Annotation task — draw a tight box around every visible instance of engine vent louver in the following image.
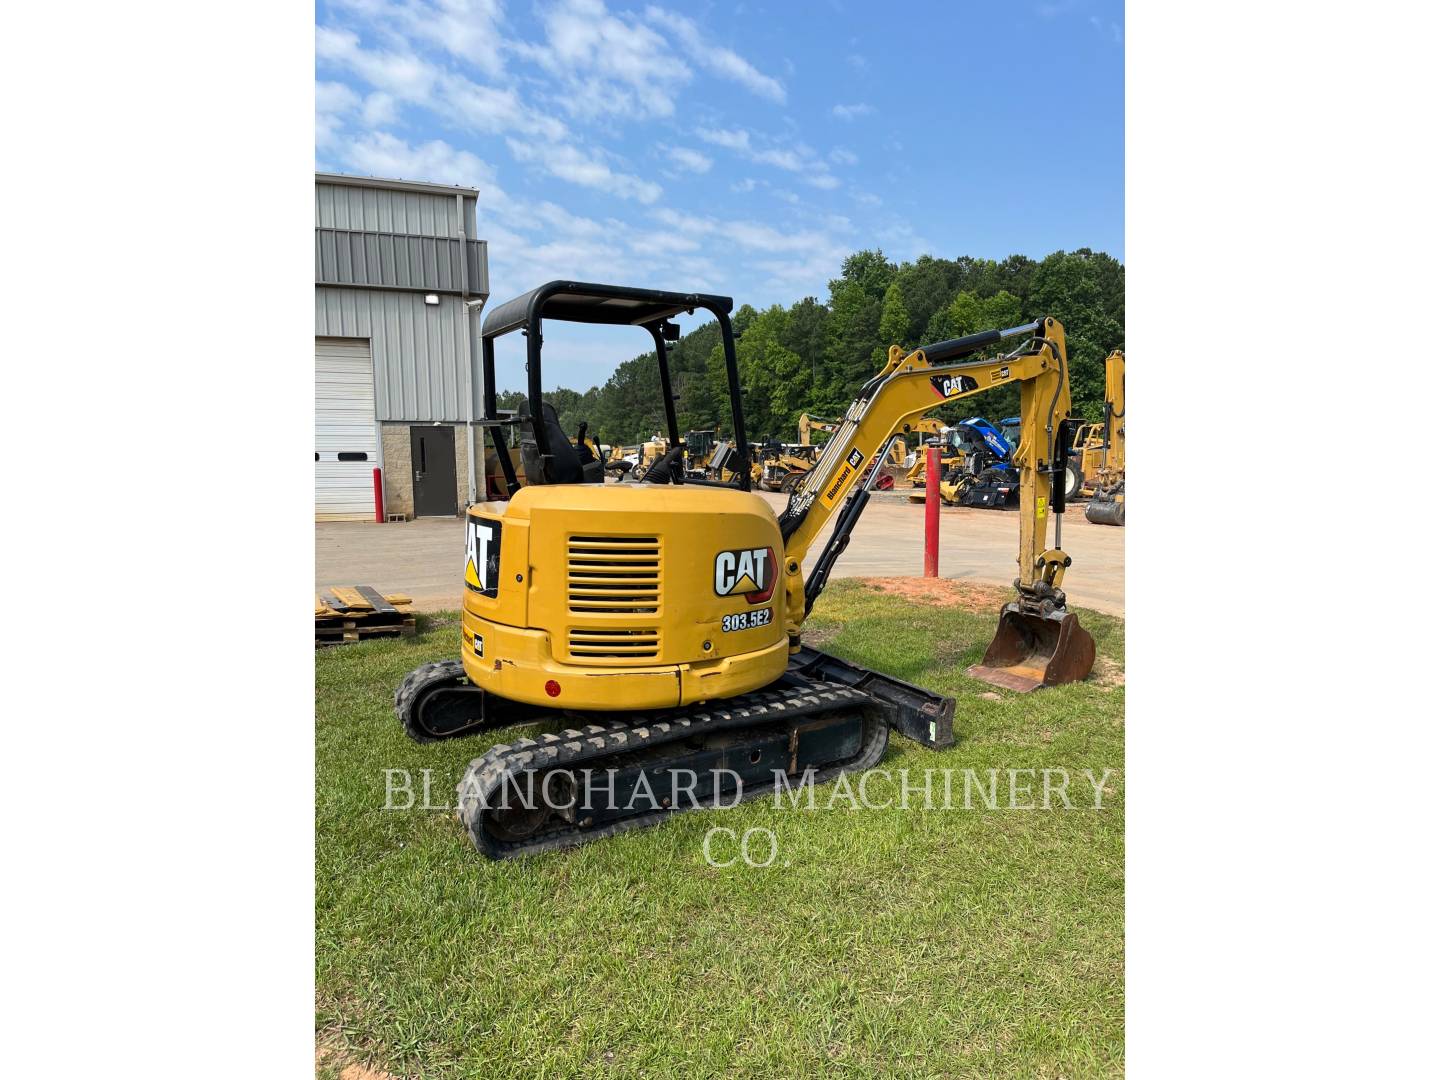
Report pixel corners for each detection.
[567,627,661,659]
[566,535,662,615]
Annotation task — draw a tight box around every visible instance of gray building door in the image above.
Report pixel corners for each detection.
[411,426,457,516]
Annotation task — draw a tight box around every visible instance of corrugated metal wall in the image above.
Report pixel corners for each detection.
[315,229,488,296]
[316,182,464,237]
[316,288,478,422]
[316,177,487,424]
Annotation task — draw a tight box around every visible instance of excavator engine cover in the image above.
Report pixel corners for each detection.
[968,603,1096,693]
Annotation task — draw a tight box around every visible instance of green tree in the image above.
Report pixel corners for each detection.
[1027,249,1125,419]
[487,247,1121,445]
[877,281,912,352]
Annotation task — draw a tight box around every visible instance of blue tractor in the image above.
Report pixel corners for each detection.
[943,416,1082,509]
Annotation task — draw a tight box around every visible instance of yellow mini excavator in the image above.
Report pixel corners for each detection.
[395,281,1096,858]
[797,413,841,446]
[1083,349,1125,526]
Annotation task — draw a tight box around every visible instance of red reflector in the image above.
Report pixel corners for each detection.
[544,680,561,698]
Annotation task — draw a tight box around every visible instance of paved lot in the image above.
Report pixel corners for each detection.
[316,488,1124,616]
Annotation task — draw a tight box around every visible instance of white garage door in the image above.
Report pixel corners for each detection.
[316,337,378,520]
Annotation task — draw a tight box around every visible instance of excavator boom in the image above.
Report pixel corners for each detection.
[775,317,1095,691]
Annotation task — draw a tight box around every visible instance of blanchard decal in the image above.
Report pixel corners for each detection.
[714,546,776,604]
[819,446,867,509]
[930,373,979,398]
[464,517,502,597]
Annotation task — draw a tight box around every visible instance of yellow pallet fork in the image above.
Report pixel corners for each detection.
[396,281,1095,858]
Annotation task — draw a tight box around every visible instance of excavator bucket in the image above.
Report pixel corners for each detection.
[1085,489,1125,526]
[968,603,1096,693]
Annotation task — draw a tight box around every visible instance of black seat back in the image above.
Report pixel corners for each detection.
[518,400,584,485]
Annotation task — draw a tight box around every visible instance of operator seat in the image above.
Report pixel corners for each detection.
[517,400,603,485]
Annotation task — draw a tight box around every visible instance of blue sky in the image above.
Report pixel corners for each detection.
[316,0,1124,390]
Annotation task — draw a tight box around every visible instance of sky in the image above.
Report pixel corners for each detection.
[316,0,1124,391]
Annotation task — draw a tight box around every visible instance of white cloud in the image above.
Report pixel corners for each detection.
[651,207,848,262]
[514,0,691,118]
[752,147,806,171]
[649,6,786,103]
[698,126,840,189]
[328,0,506,75]
[696,127,752,152]
[506,138,662,203]
[316,27,438,103]
[316,80,361,114]
[315,2,891,318]
[316,80,362,149]
[832,102,874,121]
[336,131,504,195]
[361,92,398,126]
[661,145,713,173]
[317,23,567,140]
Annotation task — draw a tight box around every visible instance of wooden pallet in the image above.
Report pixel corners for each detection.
[316,585,416,647]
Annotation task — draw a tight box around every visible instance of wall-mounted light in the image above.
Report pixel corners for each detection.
[424,293,440,305]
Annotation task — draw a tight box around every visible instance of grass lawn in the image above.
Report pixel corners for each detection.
[316,578,1124,1079]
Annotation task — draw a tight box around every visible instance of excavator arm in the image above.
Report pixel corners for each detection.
[797,413,842,445]
[776,316,1095,691]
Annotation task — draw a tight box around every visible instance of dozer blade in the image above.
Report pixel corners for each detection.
[967,603,1096,693]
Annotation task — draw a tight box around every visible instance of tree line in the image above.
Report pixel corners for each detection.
[496,247,1124,446]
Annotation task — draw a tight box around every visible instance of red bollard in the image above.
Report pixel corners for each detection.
[923,446,940,577]
[373,467,385,523]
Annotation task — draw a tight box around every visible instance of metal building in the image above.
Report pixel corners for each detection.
[315,172,489,520]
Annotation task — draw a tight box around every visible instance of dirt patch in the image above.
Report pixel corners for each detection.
[1093,655,1125,688]
[316,1040,401,1080]
[801,624,841,648]
[856,576,1010,613]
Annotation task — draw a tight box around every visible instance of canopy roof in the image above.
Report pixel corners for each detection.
[482,281,733,339]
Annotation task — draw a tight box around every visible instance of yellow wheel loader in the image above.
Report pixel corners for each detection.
[1082,349,1125,526]
[395,281,1095,858]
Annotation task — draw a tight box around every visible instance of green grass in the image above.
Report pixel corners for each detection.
[317,580,1124,1078]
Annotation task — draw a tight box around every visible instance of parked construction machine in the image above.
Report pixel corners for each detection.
[394,281,1095,858]
[797,413,840,446]
[901,417,957,486]
[1082,349,1125,525]
[758,443,821,492]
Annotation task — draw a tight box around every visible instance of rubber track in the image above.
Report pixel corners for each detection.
[394,660,512,744]
[455,680,888,859]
